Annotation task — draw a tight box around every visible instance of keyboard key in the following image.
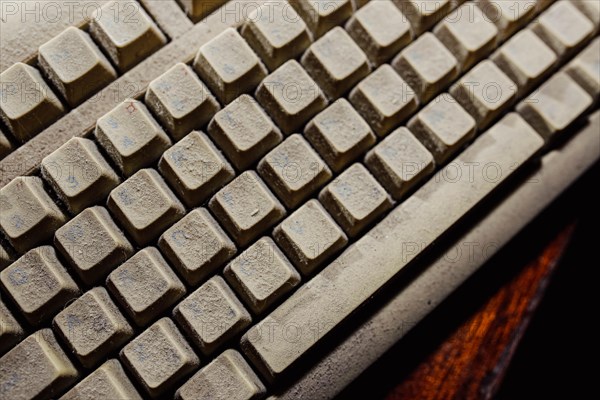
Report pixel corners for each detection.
[0,176,66,253]
[146,63,220,140]
[193,28,267,103]
[365,127,435,200]
[209,171,286,246]
[107,247,186,326]
[158,208,236,286]
[121,317,200,398]
[55,206,133,285]
[0,246,79,325]
[393,0,452,34]
[0,298,24,355]
[41,137,120,214]
[565,38,600,100]
[96,99,172,177]
[179,0,227,21]
[208,94,283,170]
[53,287,133,368]
[175,349,265,400]
[475,0,536,39]
[107,169,185,246]
[302,27,371,99]
[305,98,376,172]
[174,276,251,354]
[38,27,117,107]
[0,63,64,142]
[392,33,459,103]
[224,237,301,314]
[0,129,11,158]
[256,60,328,134]
[349,64,418,136]
[257,134,332,209]
[573,0,600,30]
[319,163,393,237]
[0,329,78,399]
[345,0,412,66]
[291,0,353,38]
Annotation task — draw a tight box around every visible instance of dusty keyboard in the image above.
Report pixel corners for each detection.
[0,1,599,399]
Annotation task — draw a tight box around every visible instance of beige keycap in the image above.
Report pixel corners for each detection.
[0,176,66,253]
[291,0,353,38]
[146,63,220,140]
[180,0,228,21]
[273,200,348,274]
[491,29,557,95]
[531,1,594,58]
[53,287,133,369]
[475,0,537,39]
[176,349,265,400]
[319,163,393,237]
[365,127,435,200]
[173,276,251,355]
[55,206,133,285]
[208,94,283,170]
[573,0,600,30]
[0,241,12,270]
[241,2,311,71]
[450,60,517,129]
[349,64,418,136]
[159,131,234,207]
[0,129,12,159]
[60,359,142,400]
[305,98,376,172]
[407,93,476,164]
[434,3,498,71]
[0,329,78,400]
[107,169,185,246]
[96,99,172,177]
[0,246,79,325]
[517,72,593,140]
[224,237,300,314]
[392,33,459,103]
[121,317,200,398]
[257,134,332,209]
[0,298,23,355]
[255,60,328,134]
[209,171,286,246]
[193,28,267,104]
[345,0,412,66]
[90,1,166,71]
[0,63,64,142]
[41,137,120,214]
[393,0,453,34]
[107,247,186,326]
[302,27,371,99]
[565,38,600,100]
[38,27,117,107]
[158,208,236,286]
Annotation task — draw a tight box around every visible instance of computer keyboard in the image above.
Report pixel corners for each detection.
[0,1,598,399]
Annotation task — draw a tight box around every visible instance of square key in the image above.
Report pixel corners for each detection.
[224,237,300,314]
[573,0,600,31]
[0,62,64,142]
[208,94,283,170]
[393,0,452,34]
[38,27,116,107]
[349,64,418,136]
[273,200,347,275]
[41,137,120,214]
[55,206,133,285]
[0,176,66,253]
[0,246,79,325]
[257,134,332,209]
[319,163,393,237]
[173,276,251,355]
[476,0,536,39]
[365,127,435,200]
[305,98,376,172]
[158,208,236,286]
[159,131,234,207]
[121,317,200,398]
[209,171,286,246]
[565,38,600,100]
[291,0,353,38]
[53,287,133,369]
[407,93,476,164]
[146,63,221,140]
[90,0,167,71]
[96,99,172,176]
[301,27,371,99]
[107,247,186,326]
[0,298,24,355]
[193,28,267,104]
[255,60,328,134]
[107,169,185,246]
